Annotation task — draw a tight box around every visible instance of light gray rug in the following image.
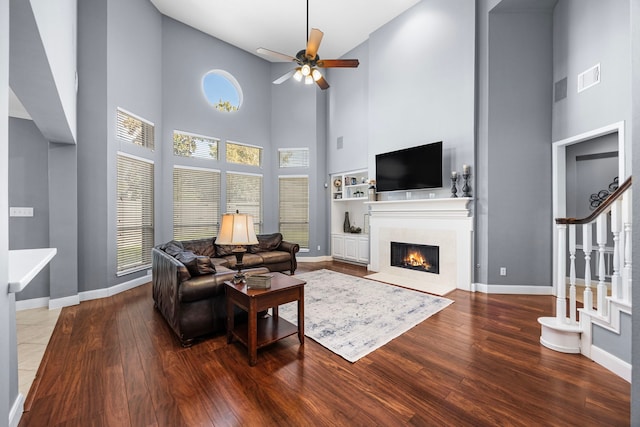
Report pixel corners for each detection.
[278,269,453,363]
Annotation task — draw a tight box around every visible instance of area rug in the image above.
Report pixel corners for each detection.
[278,269,453,362]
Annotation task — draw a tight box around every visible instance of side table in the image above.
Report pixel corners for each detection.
[225,272,305,366]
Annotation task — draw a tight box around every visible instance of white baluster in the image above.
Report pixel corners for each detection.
[596,214,608,317]
[624,221,632,304]
[582,223,593,311]
[610,200,622,301]
[568,224,577,323]
[556,224,567,322]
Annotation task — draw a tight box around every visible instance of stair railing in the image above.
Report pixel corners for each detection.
[555,176,632,324]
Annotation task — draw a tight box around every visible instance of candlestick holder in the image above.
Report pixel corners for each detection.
[450,176,459,198]
[462,172,471,197]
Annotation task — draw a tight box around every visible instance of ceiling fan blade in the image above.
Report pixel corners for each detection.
[257,47,297,62]
[317,59,360,68]
[273,69,296,85]
[315,76,330,90]
[305,28,324,59]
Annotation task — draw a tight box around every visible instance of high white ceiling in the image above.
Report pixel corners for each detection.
[9,0,421,118]
[150,0,422,61]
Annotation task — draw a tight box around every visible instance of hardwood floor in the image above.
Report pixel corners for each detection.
[19,261,630,426]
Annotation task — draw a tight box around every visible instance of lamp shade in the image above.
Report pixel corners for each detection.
[215,212,259,246]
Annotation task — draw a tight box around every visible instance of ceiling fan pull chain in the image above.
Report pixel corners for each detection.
[306,0,309,42]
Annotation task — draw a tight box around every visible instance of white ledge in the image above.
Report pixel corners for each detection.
[8,248,57,293]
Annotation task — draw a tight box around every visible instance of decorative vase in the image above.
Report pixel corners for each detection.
[343,212,351,233]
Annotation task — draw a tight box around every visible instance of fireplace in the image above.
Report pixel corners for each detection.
[390,241,439,274]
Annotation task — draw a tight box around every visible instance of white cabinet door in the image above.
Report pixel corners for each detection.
[357,237,369,263]
[331,234,345,258]
[344,235,358,261]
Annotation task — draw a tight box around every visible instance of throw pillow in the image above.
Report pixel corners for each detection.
[249,233,283,253]
[161,240,184,257]
[215,244,236,257]
[175,250,216,276]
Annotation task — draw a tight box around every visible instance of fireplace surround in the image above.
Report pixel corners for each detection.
[366,198,473,294]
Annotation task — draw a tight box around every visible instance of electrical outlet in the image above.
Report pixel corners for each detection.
[500,267,507,276]
[317,245,321,251]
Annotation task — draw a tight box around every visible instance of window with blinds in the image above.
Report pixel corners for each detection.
[173,166,221,240]
[279,148,309,168]
[279,176,309,249]
[173,131,219,160]
[226,172,262,233]
[117,153,154,274]
[116,108,154,149]
[226,141,261,167]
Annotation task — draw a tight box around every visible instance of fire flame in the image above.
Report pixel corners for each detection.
[404,251,431,270]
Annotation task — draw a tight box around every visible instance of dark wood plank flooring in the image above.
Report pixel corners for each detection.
[19,261,630,426]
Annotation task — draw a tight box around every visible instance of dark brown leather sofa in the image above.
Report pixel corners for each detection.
[152,233,300,346]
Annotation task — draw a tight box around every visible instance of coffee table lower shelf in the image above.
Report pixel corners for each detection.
[229,315,299,350]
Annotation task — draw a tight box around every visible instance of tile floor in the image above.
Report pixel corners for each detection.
[16,307,61,397]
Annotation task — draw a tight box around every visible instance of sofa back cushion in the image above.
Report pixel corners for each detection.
[249,233,283,253]
[182,238,216,257]
[175,250,216,276]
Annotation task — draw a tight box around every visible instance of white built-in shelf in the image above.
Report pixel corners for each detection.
[8,248,57,293]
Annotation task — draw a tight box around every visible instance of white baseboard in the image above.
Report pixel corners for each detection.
[590,345,631,382]
[79,274,151,302]
[9,392,24,427]
[49,294,80,310]
[473,283,554,295]
[297,256,333,263]
[15,297,49,311]
[14,274,152,310]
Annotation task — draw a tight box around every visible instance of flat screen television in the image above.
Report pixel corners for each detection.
[375,141,443,192]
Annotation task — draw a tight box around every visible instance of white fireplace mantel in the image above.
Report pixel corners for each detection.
[367,198,473,292]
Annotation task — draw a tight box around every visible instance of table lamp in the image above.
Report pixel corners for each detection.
[215,211,259,284]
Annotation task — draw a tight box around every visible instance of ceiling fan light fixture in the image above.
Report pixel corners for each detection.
[312,68,322,81]
[304,75,313,85]
[301,64,311,76]
[293,68,303,82]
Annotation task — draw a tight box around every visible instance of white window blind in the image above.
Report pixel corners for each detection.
[173,130,219,160]
[226,172,262,233]
[116,108,154,149]
[279,148,309,168]
[279,176,309,248]
[117,153,154,274]
[226,141,262,167]
[173,166,221,240]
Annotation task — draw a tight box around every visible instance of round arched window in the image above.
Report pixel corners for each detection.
[202,70,243,112]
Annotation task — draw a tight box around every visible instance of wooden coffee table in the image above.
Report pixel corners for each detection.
[225,272,305,366]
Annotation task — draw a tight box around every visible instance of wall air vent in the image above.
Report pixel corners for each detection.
[554,77,567,102]
[577,63,600,93]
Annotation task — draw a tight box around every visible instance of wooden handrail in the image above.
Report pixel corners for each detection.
[556,176,632,225]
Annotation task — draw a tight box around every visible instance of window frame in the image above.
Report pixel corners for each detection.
[278,175,310,250]
[172,165,221,240]
[173,130,219,161]
[116,151,154,276]
[116,107,155,150]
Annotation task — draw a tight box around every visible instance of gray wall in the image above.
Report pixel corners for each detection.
[552,0,631,172]
[565,133,618,219]
[8,118,50,300]
[327,41,369,175]
[483,5,554,286]
[366,0,476,199]
[1,0,14,421]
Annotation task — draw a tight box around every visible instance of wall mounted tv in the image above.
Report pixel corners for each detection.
[375,141,443,192]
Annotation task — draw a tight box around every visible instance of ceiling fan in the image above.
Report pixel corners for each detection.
[256,0,359,90]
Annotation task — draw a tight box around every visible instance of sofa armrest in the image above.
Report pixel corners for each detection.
[277,240,300,274]
[152,247,189,337]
